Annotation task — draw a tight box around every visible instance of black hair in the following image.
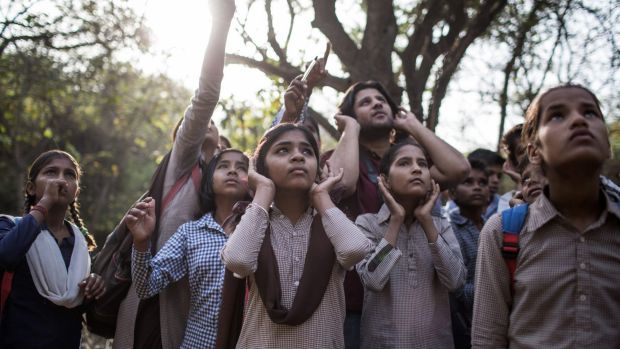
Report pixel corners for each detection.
[468,148,505,167]
[199,149,250,216]
[468,159,489,178]
[516,152,531,175]
[337,80,398,119]
[219,135,232,150]
[500,124,524,168]
[253,123,320,179]
[24,150,96,251]
[379,139,432,177]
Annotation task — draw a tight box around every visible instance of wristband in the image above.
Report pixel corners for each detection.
[31,204,48,218]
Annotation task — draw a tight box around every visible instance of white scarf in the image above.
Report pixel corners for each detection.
[25,222,91,308]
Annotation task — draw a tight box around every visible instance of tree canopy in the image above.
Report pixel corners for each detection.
[224,0,619,140]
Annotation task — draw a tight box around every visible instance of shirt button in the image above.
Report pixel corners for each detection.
[294,281,299,287]
[295,257,300,262]
[580,262,586,270]
[579,236,586,243]
[580,294,587,301]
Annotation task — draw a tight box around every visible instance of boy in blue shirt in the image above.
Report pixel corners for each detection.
[448,159,490,349]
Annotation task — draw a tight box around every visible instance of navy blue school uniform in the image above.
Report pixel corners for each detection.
[0,215,84,349]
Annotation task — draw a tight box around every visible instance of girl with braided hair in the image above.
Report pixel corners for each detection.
[0,150,105,348]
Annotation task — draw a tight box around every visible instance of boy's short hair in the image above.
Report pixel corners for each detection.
[468,159,489,178]
[516,153,531,174]
[468,148,505,167]
[501,124,524,168]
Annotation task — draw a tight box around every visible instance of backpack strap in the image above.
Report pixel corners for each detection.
[1,216,21,316]
[501,204,529,296]
[161,162,201,212]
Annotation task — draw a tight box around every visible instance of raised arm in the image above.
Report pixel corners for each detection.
[321,114,361,197]
[132,227,189,299]
[220,169,274,277]
[311,167,372,269]
[0,180,68,268]
[0,215,41,269]
[168,0,236,181]
[394,108,469,190]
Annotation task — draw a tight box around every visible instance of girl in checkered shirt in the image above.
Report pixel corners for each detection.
[125,149,250,349]
[221,124,372,349]
[355,139,466,348]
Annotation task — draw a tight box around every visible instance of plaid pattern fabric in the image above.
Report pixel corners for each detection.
[132,212,227,349]
[221,204,372,349]
[472,189,620,348]
[356,204,466,349]
[449,211,483,314]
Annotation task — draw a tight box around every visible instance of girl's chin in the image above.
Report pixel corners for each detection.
[393,189,428,200]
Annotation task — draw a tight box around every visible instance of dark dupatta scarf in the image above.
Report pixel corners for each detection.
[215,203,336,348]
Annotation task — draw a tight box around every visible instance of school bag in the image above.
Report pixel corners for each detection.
[501,180,620,294]
[500,204,529,295]
[85,152,201,338]
[0,216,21,321]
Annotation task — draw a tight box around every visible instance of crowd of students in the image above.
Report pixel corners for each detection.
[1,1,620,348]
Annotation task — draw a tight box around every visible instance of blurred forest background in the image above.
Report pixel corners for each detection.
[1,0,619,253]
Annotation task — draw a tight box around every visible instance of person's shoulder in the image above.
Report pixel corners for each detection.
[479,212,504,244]
[0,214,19,227]
[355,211,383,229]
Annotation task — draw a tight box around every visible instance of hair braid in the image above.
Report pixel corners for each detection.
[69,201,96,251]
[23,193,36,215]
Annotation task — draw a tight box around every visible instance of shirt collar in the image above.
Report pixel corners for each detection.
[270,205,315,219]
[525,184,620,232]
[449,211,471,226]
[199,212,226,235]
[377,204,392,224]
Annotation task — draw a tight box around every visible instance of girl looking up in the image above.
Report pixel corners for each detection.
[356,140,466,349]
[0,150,105,348]
[221,123,372,349]
[126,149,250,349]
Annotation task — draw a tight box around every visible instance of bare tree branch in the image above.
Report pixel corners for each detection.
[311,0,360,69]
[225,53,349,91]
[497,0,545,150]
[426,0,508,131]
[265,0,288,63]
[283,0,295,51]
[308,107,339,140]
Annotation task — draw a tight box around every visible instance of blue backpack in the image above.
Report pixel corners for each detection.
[501,180,620,295]
[500,204,529,295]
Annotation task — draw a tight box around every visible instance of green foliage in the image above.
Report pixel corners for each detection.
[0,51,191,246]
[218,85,283,153]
